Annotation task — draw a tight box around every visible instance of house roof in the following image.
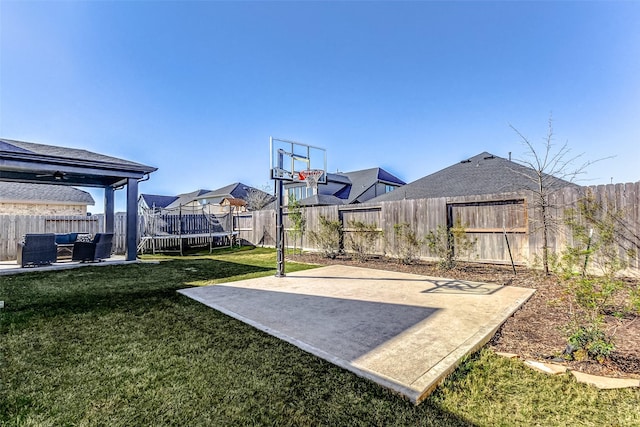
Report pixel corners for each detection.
[292,167,405,206]
[370,151,575,202]
[0,138,157,187]
[0,181,95,205]
[297,194,346,207]
[196,182,272,206]
[340,167,406,204]
[197,182,249,201]
[139,194,179,209]
[165,189,212,209]
[0,139,146,167]
[141,183,272,211]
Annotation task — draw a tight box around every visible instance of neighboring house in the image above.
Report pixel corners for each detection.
[0,182,95,215]
[138,194,180,212]
[194,183,272,212]
[139,183,273,214]
[139,189,211,212]
[284,167,405,206]
[370,152,575,202]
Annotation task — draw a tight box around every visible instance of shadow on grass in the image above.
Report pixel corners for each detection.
[0,257,480,426]
[0,258,272,322]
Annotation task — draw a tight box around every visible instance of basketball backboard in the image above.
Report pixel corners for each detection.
[270,137,327,184]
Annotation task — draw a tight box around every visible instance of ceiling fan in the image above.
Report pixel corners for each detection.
[35,171,75,181]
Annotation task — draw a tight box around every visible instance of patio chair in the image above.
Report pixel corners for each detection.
[17,233,57,267]
[72,233,114,262]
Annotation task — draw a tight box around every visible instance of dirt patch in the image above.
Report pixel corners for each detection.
[288,253,640,378]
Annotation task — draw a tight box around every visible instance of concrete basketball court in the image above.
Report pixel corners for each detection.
[179,264,535,404]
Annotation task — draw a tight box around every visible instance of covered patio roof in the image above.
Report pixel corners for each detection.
[0,139,156,187]
[0,138,157,261]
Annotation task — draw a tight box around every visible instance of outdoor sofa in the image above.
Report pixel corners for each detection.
[71,233,114,262]
[17,233,57,267]
[55,232,91,259]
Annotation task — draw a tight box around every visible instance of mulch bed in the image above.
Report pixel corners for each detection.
[288,253,640,378]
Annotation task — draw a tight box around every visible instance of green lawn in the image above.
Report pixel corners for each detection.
[1,247,638,426]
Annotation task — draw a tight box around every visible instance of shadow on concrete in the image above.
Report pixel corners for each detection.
[181,284,439,362]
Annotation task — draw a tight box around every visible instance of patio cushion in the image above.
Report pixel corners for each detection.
[72,233,114,262]
[55,233,80,245]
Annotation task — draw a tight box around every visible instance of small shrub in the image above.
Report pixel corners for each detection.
[308,215,342,259]
[391,223,422,264]
[570,276,623,315]
[425,218,476,270]
[346,220,381,263]
[629,288,640,314]
[287,196,306,255]
[566,322,615,363]
[558,191,638,363]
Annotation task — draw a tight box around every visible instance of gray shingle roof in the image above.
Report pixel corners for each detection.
[195,183,258,201]
[0,182,95,205]
[340,167,406,204]
[371,152,575,202]
[143,183,273,210]
[286,167,406,207]
[165,189,212,209]
[0,138,148,168]
[297,194,346,206]
[140,194,179,209]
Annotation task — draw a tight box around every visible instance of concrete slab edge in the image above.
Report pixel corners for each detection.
[412,288,537,404]
[177,288,420,402]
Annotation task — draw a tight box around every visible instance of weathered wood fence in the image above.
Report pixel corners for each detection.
[0,213,127,260]
[2,183,638,272]
[0,212,234,260]
[236,183,640,272]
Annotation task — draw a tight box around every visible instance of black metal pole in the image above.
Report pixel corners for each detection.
[504,227,517,276]
[275,178,285,277]
[274,144,286,277]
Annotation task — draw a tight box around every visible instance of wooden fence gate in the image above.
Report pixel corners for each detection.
[448,199,528,264]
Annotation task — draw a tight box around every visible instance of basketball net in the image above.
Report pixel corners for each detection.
[298,169,324,190]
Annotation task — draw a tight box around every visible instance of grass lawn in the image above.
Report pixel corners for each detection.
[1,247,639,426]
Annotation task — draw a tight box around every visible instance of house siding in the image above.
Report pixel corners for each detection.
[0,202,86,216]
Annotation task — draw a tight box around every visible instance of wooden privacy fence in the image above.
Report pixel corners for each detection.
[237,182,640,272]
[2,182,638,272]
[0,212,234,260]
[0,213,130,261]
[237,196,531,264]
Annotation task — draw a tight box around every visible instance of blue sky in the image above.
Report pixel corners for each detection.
[1,1,639,213]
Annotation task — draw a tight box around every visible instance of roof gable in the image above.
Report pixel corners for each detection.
[197,182,264,201]
[164,189,212,208]
[283,167,406,206]
[342,167,405,204]
[371,152,575,202]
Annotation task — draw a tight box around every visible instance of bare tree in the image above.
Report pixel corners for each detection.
[510,116,605,275]
[244,184,274,211]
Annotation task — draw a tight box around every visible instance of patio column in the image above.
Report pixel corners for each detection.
[126,177,138,261]
[104,186,115,233]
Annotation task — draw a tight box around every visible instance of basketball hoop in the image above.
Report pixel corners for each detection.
[298,169,324,188]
